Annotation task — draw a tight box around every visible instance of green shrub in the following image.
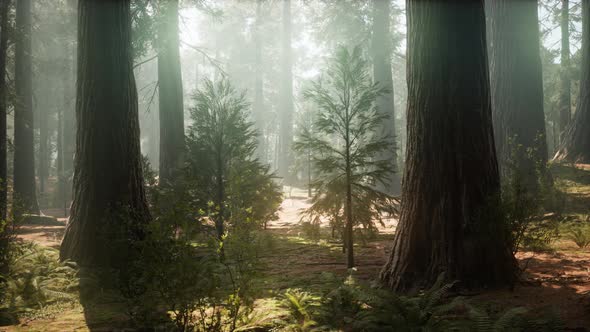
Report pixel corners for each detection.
[561,221,590,249]
[0,244,78,317]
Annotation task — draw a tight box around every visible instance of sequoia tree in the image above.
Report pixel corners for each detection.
[278,0,294,181]
[0,0,8,220]
[380,0,517,291]
[253,0,266,162]
[554,0,590,163]
[14,0,39,214]
[157,0,185,185]
[486,0,548,184]
[60,0,151,266]
[371,0,399,194]
[558,0,571,141]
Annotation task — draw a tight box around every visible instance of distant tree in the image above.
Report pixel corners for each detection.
[380,0,517,291]
[278,0,294,182]
[187,79,279,240]
[253,0,266,162]
[60,0,151,266]
[14,0,39,214]
[371,0,399,194]
[157,0,185,185]
[296,46,394,269]
[559,0,571,142]
[555,0,590,163]
[486,0,549,188]
[0,0,8,220]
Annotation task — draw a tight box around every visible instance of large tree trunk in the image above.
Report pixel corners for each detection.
[56,19,75,216]
[278,0,293,181]
[157,0,185,185]
[371,0,399,195]
[14,0,39,215]
[554,0,590,163]
[62,0,77,211]
[558,0,571,143]
[380,0,517,291]
[60,0,151,266]
[0,0,9,220]
[486,0,548,185]
[253,0,266,162]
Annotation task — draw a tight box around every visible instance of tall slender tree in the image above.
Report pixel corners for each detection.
[60,0,150,266]
[486,0,548,185]
[559,0,571,142]
[380,0,517,291]
[157,0,185,185]
[371,0,399,194]
[14,0,39,214]
[278,0,294,181]
[0,0,9,220]
[554,0,590,163]
[253,0,266,162]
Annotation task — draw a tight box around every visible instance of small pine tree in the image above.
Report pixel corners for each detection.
[295,45,395,268]
[186,78,281,239]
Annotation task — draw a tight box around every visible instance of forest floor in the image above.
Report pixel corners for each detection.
[3,164,590,331]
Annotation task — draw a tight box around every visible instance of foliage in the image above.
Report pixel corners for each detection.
[295,45,397,246]
[0,243,78,323]
[561,218,590,249]
[502,137,561,254]
[116,195,274,331]
[187,78,282,234]
[274,273,552,332]
[278,289,321,331]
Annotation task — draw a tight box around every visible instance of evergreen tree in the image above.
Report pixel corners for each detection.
[187,79,279,240]
[296,46,394,269]
[278,0,294,182]
[0,0,9,220]
[555,0,590,162]
[371,0,399,195]
[157,0,185,185]
[486,0,549,188]
[60,0,151,266]
[14,0,39,214]
[380,0,517,291]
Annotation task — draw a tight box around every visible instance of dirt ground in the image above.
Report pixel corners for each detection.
[9,164,590,330]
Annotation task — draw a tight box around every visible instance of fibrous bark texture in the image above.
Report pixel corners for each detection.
[371,0,399,195]
[487,0,548,183]
[14,0,39,214]
[157,0,185,185]
[554,0,590,163]
[60,0,150,266]
[380,0,517,292]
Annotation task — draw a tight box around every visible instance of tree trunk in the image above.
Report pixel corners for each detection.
[554,0,590,163]
[63,0,77,209]
[559,0,571,143]
[254,0,266,162]
[486,0,548,185]
[0,0,9,220]
[380,0,517,292]
[60,0,151,267]
[371,0,399,195]
[14,0,39,215]
[157,0,185,185]
[278,0,293,181]
[38,95,49,195]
